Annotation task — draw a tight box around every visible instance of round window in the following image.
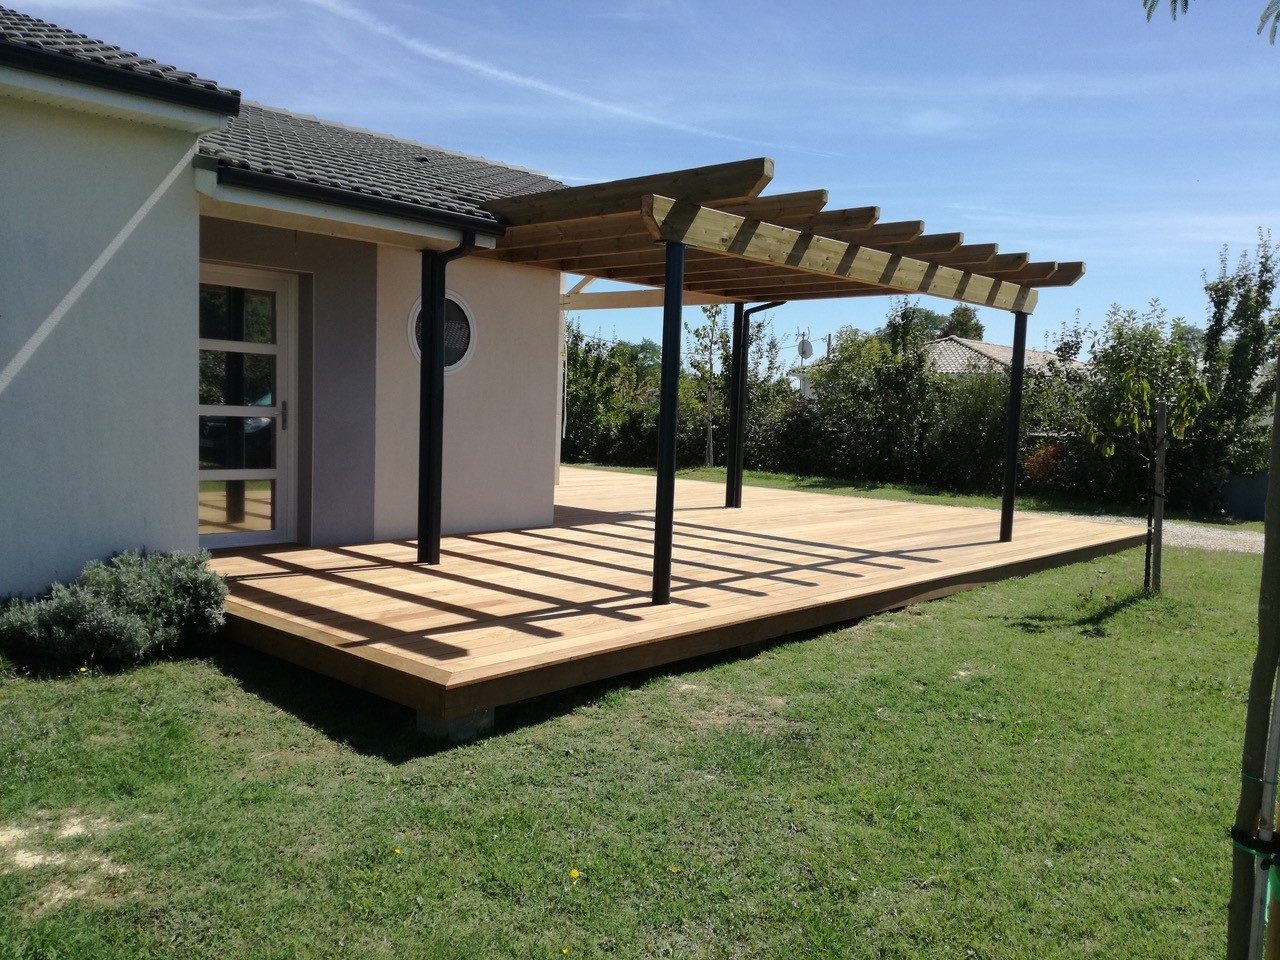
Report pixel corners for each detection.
[410,295,474,370]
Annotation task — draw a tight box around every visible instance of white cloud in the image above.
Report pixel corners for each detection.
[294,0,777,147]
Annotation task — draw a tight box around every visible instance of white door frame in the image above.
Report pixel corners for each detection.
[198,262,299,549]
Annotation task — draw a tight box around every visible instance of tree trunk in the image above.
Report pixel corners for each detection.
[1228,383,1280,960]
[1152,403,1167,593]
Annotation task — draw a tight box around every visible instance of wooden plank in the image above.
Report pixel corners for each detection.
[712,190,829,220]
[496,212,650,252]
[561,289,736,310]
[639,195,1038,313]
[481,158,774,225]
[1032,261,1086,287]
[887,231,964,256]
[496,223,925,270]
[778,205,880,231]
[927,243,1001,267]
[986,261,1059,282]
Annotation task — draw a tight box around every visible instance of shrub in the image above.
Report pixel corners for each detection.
[0,550,227,672]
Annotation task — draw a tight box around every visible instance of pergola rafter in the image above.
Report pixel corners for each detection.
[413,158,1085,604]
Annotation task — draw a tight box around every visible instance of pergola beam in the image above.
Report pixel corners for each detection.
[482,158,775,225]
[713,190,829,220]
[927,243,1001,267]
[640,195,1038,313]
[1034,261,1086,286]
[561,288,735,310]
[780,205,881,232]
[493,219,923,270]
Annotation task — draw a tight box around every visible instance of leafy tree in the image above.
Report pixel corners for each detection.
[562,321,624,463]
[939,304,985,340]
[879,298,950,343]
[1144,0,1280,43]
[686,305,731,466]
[1176,236,1280,507]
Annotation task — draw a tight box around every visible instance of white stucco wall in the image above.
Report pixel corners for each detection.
[374,250,562,538]
[0,96,206,595]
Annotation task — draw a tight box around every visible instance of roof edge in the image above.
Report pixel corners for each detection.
[0,37,239,115]
[210,162,507,236]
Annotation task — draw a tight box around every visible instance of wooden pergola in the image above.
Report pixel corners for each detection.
[415,158,1084,604]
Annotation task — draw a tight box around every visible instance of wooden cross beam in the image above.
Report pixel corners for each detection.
[482,158,774,225]
[712,190,829,220]
[640,195,1039,313]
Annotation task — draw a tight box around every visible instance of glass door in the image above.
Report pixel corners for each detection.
[198,265,297,547]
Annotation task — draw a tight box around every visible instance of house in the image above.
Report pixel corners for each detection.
[1,7,564,595]
[791,334,1076,397]
[2,7,1137,737]
[926,335,1075,376]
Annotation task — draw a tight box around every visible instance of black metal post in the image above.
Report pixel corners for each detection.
[652,241,685,604]
[999,309,1029,542]
[724,300,784,508]
[725,302,747,508]
[417,231,476,564]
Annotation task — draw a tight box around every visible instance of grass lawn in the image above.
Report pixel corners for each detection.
[581,463,1267,532]
[0,544,1257,958]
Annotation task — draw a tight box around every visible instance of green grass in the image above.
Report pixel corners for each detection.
[0,546,1257,958]
[580,463,1266,532]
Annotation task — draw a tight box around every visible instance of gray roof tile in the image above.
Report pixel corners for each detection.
[927,336,1075,375]
[199,103,563,228]
[0,5,238,110]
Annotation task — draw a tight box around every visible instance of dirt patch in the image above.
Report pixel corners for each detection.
[676,682,793,734]
[0,813,130,916]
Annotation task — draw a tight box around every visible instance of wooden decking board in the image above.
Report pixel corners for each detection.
[212,468,1146,718]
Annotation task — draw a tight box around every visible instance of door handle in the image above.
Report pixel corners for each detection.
[280,399,288,431]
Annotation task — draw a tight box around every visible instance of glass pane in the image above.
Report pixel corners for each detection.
[199,351,275,406]
[414,298,472,368]
[199,285,233,340]
[199,284,276,344]
[244,291,276,344]
[199,416,276,470]
[199,480,275,535]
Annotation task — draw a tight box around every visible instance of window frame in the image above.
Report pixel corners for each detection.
[407,290,477,374]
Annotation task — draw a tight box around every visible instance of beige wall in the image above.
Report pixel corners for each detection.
[374,250,562,538]
[0,97,206,595]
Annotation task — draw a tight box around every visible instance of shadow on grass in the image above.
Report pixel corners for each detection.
[207,628,837,760]
[1012,588,1150,637]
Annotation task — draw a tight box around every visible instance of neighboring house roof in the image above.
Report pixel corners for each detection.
[0,5,239,114]
[927,336,1077,375]
[198,103,565,234]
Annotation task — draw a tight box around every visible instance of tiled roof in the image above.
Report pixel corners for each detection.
[927,336,1074,375]
[199,103,564,230]
[0,6,238,112]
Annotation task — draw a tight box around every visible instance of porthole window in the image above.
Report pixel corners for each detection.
[409,294,475,371]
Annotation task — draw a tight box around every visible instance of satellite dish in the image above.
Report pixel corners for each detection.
[797,337,813,360]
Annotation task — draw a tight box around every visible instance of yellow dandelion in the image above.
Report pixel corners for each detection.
[567,868,580,880]
[669,866,682,874]
[394,848,402,855]
[561,950,571,956]
[78,666,88,674]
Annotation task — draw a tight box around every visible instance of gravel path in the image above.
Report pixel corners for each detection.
[1076,514,1265,554]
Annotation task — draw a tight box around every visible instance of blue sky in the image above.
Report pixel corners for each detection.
[24,0,1280,357]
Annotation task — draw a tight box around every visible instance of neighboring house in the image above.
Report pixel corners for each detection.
[791,335,1079,396]
[926,335,1076,376]
[0,6,565,594]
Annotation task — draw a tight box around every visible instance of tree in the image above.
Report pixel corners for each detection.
[939,304,985,340]
[880,297,950,343]
[1144,0,1280,43]
[1176,236,1280,509]
[1075,302,1208,587]
[686,305,731,467]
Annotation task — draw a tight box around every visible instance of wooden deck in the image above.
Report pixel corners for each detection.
[211,467,1146,720]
